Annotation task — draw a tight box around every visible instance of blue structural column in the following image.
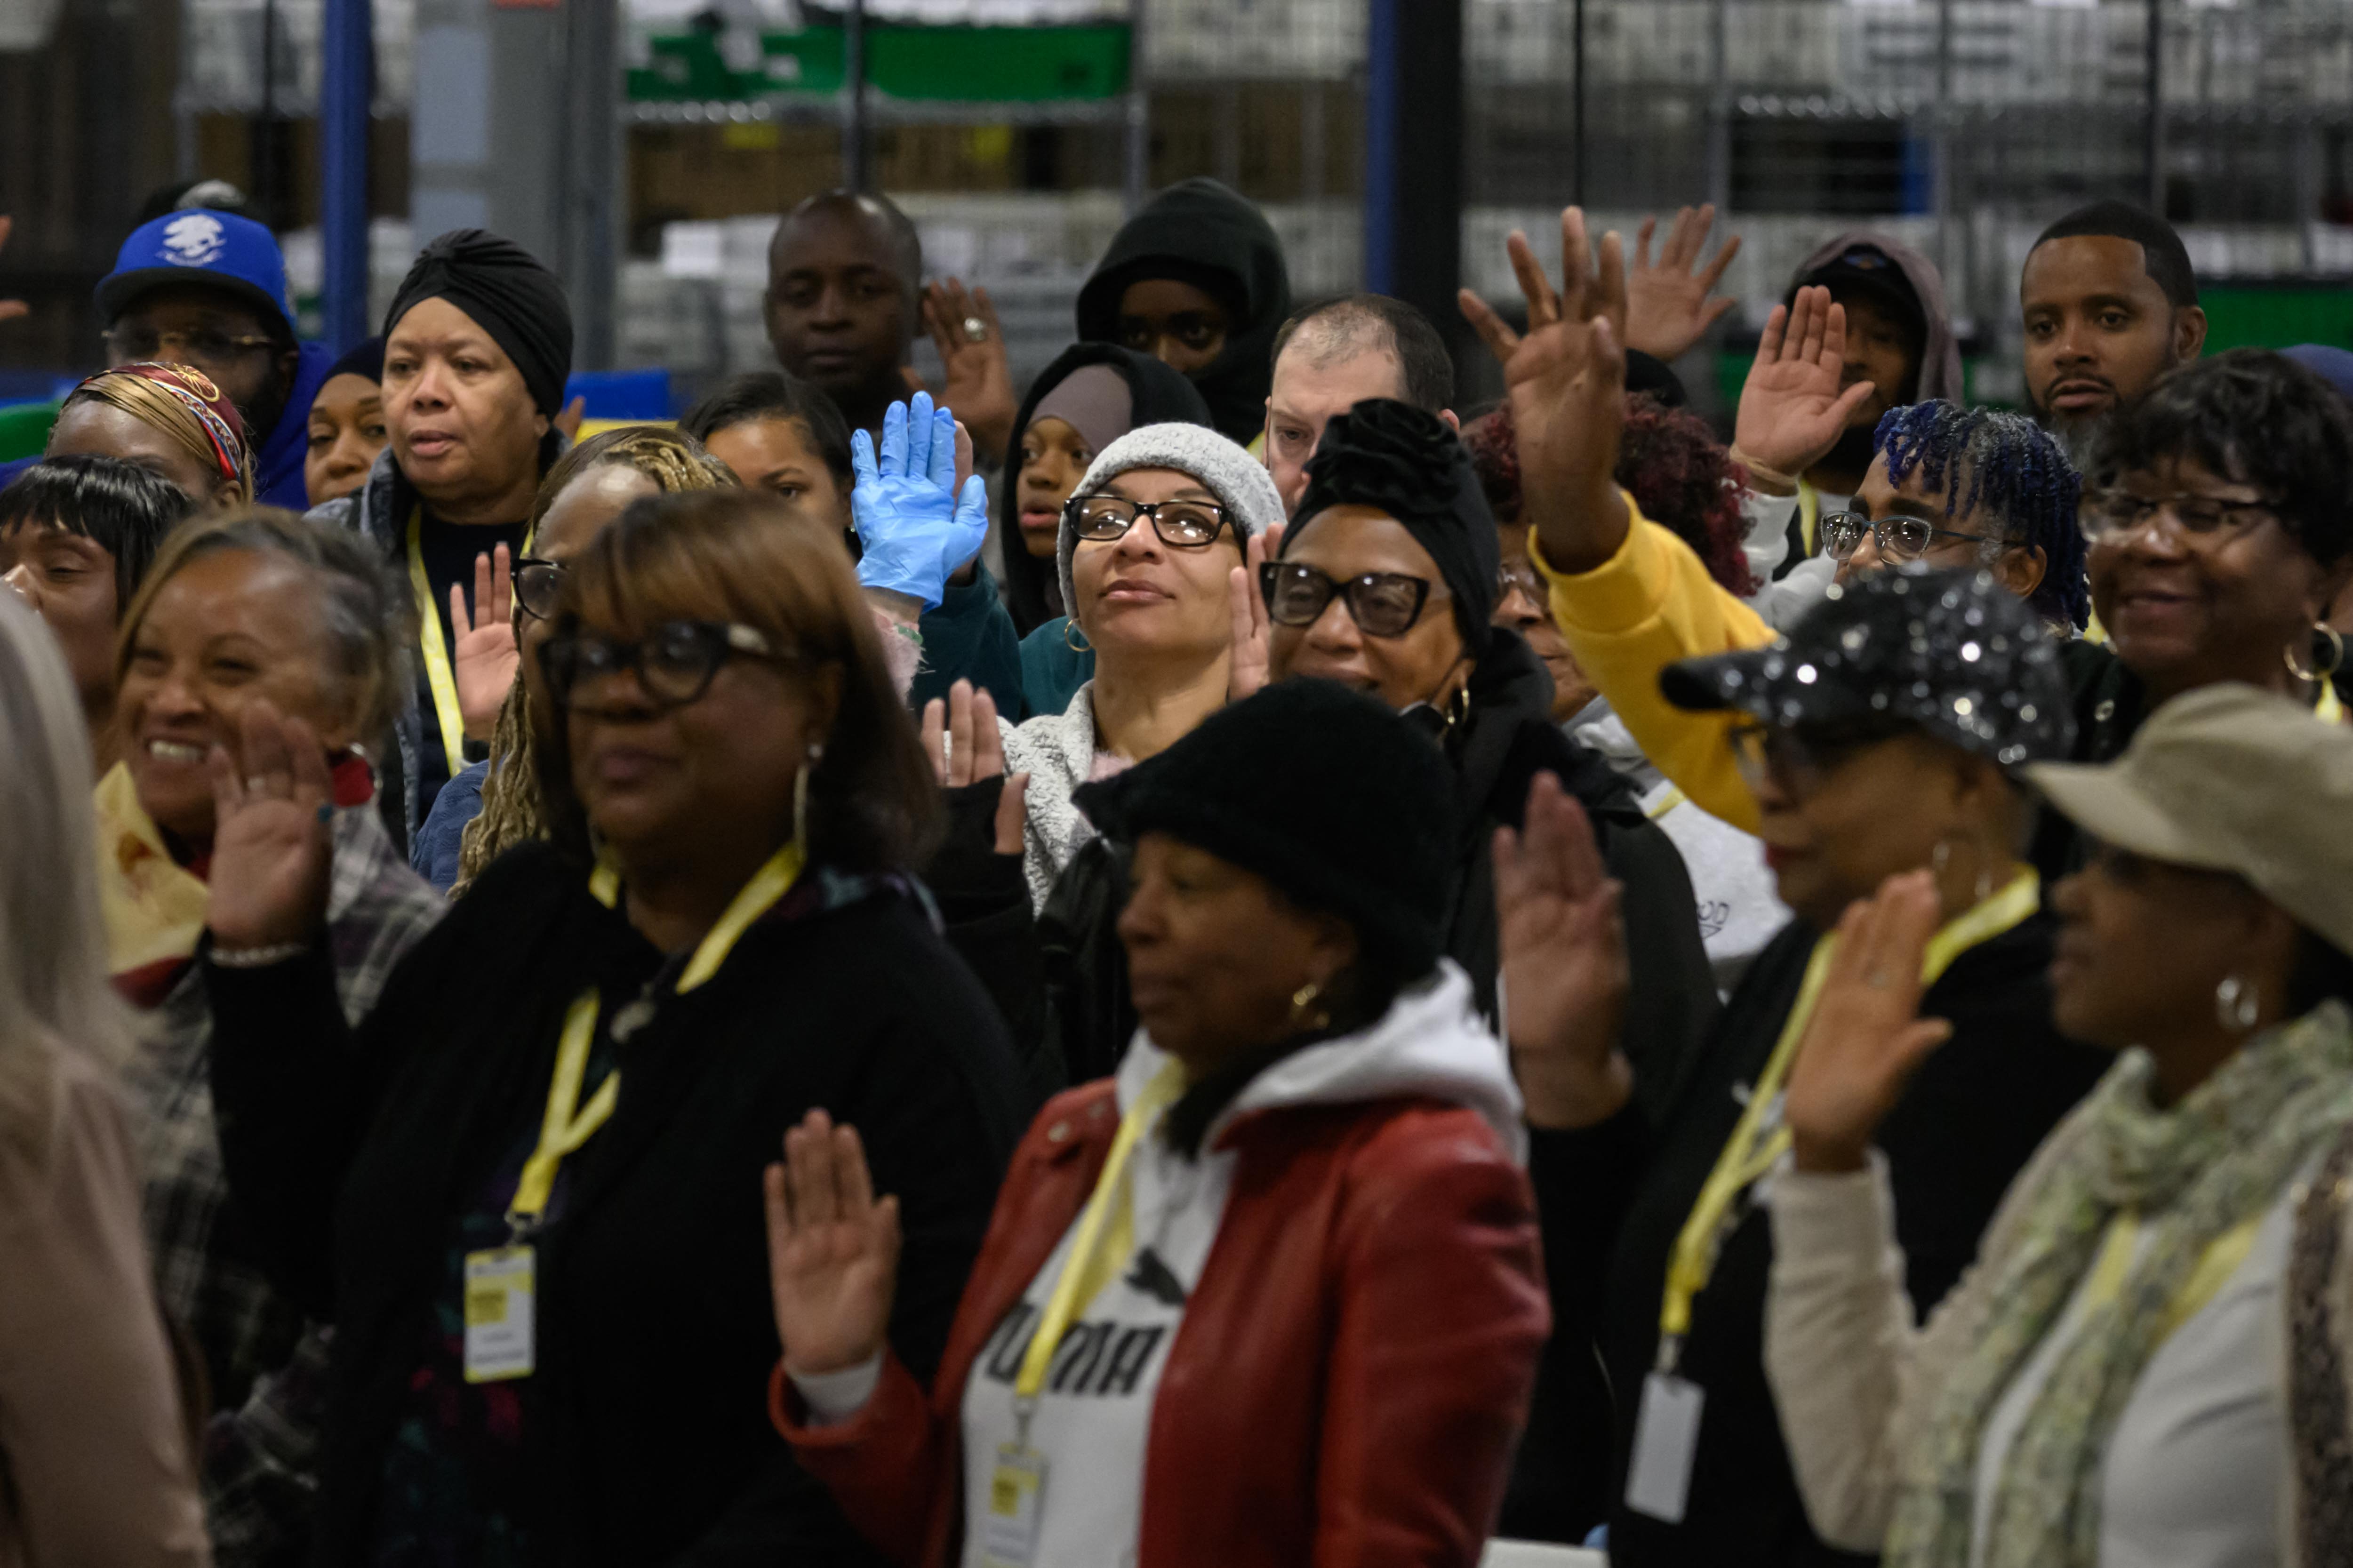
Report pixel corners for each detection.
[320,0,372,352]
[1361,0,1463,340]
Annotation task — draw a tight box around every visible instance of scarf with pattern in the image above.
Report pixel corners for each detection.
[1889,1000,2353,1568]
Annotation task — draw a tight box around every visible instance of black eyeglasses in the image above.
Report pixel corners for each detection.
[514,556,565,621]
[538,620,789,712]
[1819,511,2003,564]
[1066,494,1231,549]
[1259,560,1436,639]
[103,327,279,363]
[1726,720,1904,800]
[2081,489,2275,545]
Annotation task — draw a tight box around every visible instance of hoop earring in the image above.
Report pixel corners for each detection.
[792,742,823,859]
[1064,619,1093,655]
[2215,974,2261,1034]
[1290,981,1332,1033]
[2285,623,2346,682]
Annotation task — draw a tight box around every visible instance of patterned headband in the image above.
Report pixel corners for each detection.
[71,361,254,500]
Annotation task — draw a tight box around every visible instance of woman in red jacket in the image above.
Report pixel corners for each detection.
[762,677,1549,1568]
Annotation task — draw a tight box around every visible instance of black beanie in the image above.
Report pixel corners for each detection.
[1072,679,1459,978]
[385,230,574,418]
[1287,398,1499,649]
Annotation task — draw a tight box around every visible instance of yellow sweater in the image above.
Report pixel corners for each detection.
[1529,494,1778,835]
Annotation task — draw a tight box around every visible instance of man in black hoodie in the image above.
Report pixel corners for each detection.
[1074,177,1293,448]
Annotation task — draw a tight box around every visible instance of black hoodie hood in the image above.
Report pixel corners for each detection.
[1074,178,1291,448]
[1000,342,1214,635]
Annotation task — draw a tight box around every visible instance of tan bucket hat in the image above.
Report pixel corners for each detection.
[2026,682,2353,954]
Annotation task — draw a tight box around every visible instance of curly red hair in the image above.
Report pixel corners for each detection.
[1464,397,1755,598]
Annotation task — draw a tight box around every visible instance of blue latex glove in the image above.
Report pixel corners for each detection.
[850,392,991,611]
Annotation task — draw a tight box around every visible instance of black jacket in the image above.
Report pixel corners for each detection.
[1074,177,1291,447]
[204,841,1026,1568]
[1529,912,2109,1566]
[1447,630,1718,1108]
[998,343,1215,638]
[1460,630,1719,1546]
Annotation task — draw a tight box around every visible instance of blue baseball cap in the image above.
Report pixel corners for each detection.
[94,208,296,340]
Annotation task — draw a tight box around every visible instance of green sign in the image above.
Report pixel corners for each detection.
[628,23,1131,106]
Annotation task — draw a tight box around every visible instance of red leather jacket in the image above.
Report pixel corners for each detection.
[770,1078,1549,1568]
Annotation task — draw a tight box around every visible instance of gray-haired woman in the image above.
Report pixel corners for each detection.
[96,509,446,1561]
[0,590,208,1566]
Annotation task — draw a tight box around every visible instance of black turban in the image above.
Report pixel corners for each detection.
[1287,398,1498,650]
[384,230,574,419]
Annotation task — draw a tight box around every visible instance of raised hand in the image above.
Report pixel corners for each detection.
[1493,771,1632,1128]
[0,217,26,326]
[1784,870,1953,1174]
[850,393,991,611]
[1459,206,1631,575]
[1225,520,1282,702]
[1624,205,1744,363]
[922,280,1016,466]
[1731,285,1878,488]
[922,678,1004,785]
[920,680,1030,855]
[450,544,519,739]
[764,1108,902,1377]
[202,701,336,952]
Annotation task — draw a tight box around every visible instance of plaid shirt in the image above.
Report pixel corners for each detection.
[119,803,446,1568]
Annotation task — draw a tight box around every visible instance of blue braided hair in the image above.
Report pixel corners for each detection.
[1874,400,2089,630]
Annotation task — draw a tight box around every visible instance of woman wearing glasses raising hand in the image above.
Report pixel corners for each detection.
[1474,210,2353,886]
[1241,398,1714,1090]
[965,422,1285,913]
[195,490,1025,1566]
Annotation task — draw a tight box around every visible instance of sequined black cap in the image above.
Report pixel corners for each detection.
[1658,567,2077,769]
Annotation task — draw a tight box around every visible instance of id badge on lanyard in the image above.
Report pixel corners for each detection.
[978,1424,1049,1568]
[464,1245,536,1382]
[1625,1369,1705,1523]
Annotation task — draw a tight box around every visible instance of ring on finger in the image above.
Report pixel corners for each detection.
[245,776,272,796]
[962,315,987,343]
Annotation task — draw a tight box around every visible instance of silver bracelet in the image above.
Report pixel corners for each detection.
[208,941,312,968]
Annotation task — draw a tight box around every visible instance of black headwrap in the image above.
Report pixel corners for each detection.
[1286,398,1497,649]
[1073,178,1291,447]
[384,230,574,419]
[322,335,386,387]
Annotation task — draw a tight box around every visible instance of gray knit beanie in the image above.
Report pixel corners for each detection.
[1057,421,1287,625]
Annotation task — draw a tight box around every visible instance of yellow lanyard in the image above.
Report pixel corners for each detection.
[1797,480,1820,559]
[1012,1060,1189,1412]
[2080,1211,2263,1339]
[1657,870,2043,1359]
[406,507,473,772]
[1644,784,1689,822]
[505,842,803,1230]
[2318,681,2345,727]
[406,507,538,773]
